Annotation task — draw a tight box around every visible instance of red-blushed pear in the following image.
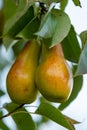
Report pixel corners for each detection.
[6,39,40,104]
[35,43,73,103]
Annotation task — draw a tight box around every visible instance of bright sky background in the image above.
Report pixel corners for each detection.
[0,0,87,130]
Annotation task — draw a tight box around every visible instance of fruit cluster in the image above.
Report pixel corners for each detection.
[6,39,73,104]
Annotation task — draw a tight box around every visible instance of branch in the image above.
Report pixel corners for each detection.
[0,104,24,120]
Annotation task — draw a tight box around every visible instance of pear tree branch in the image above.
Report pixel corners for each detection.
[0,104,24,120]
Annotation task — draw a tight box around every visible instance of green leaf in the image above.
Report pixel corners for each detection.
[39,0,62,4]
[58,74,83,110]
[0,90,5,96]
[35,103,75,130]
[5,102,36,130]
[0,45,10,69]
[36,8,71,48]
[3,37,15,49]
[7,6,34,37]
[18,16,40,40]
[61,25,81,63]
[75,42,87,76]
[3,5,34,49]
[3,0,19,22]
[0,111,9,130]
[0,10,4,44]
[13,0,20,5]
[36,9,57,39]
[12,40,26,56]
[80,30,87,47]
[72,0,81,7]
[60,0,68,11]
[64,115,80,125]
[3,0,34,22]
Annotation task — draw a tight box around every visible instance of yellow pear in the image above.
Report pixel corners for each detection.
[35,43,73,103]
[6,39,40,104]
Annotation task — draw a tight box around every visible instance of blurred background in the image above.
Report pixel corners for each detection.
[0,0,87,130]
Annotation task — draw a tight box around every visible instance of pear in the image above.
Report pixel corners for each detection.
[35,43,73,103]
[6,39,40,104]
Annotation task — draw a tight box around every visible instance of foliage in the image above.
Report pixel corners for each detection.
[0,0,87,130]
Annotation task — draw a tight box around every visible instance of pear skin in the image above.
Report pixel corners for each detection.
[6,39,40,104]
[35,43,73,103]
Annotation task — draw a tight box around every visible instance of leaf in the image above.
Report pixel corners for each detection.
[13,0,20,5]
[36,9,57,39]
[0,45,10,69]
[0,111,9,130]
[3,0,19,22]
[3,0,34,22]
[61,25,81,63]
[0,90,5,96]
[72,0,81,7]
[80,30,87,47]
[0,10,4,44]
[5,102,36,130]
[75,42,87,76]
[64,115,81,125]
[35,103,75,130]
[58,74,83,110]
[7,6,34,37]
[60,0,68,11]
[12,40,26,56]
[18,16,40,40]
[36,8,71,48]
[39,0,62,4]
[3,5,34,49]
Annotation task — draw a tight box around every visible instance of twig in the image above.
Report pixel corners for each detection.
[0,104,24,120]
